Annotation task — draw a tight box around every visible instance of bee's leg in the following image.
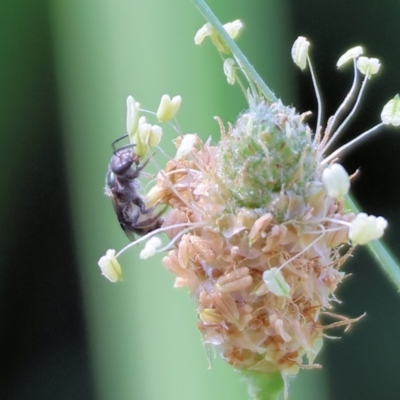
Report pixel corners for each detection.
[132,195,150,214]
[144,206,167,225]
[131,205,167,233]
[131,156,151,179]
[149,205,168,226]
[129,213,140,227]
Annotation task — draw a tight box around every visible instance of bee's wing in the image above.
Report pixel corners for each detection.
[105,187,136,242]
[121,227,136,242]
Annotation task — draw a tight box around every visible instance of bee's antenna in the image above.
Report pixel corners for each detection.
[112,134,137,153]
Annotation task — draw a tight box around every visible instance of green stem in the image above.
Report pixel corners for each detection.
[241,371,285,400]
[192,0,278,103]
[345,195,400,290]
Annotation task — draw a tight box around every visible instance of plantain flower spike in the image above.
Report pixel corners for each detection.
[101,31,398,394]
[148,35,395,381]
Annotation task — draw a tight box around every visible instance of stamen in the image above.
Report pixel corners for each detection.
[155,226,199,254]
[321,312,366,331]
[305,225,348,235]
[277,228,325,272]
[139,108,182,136]
[323,59,360,142]
[322,123,384,164]
[116,222,206,258]
[323,217,351,227]
[307,56,324,142]
[321,72,370,156]
[149,150,199,213]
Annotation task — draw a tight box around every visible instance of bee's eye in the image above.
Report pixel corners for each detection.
[111,150,133,175]
[107,171,116,186]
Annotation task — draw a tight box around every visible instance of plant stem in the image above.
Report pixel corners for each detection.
[241,371,285,400]
[192,0,278,103]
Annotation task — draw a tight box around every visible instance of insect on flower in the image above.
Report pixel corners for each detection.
[105,135,165,241]
[96,10,400,399]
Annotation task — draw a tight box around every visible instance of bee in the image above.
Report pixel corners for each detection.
[105,135,165,241]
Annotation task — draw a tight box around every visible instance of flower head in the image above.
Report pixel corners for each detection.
[152,97,358,375]
[100,28,397,390]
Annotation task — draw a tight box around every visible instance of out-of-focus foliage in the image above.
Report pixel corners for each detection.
[2,1,400,400]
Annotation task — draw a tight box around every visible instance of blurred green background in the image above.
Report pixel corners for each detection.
[1,1,400,399]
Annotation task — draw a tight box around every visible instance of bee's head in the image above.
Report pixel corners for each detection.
[110,148,137,176]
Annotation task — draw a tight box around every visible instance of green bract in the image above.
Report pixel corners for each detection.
[216,101,317,210]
